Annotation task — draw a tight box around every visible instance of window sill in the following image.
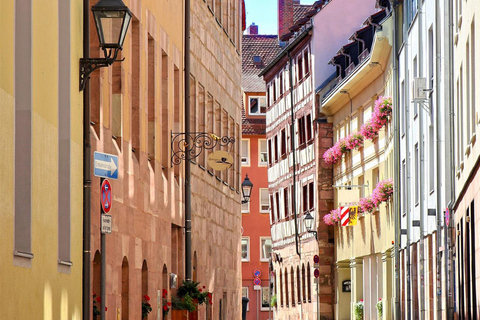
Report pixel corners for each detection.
[471,133,476,145]
[14,251,34,259]
[465,145,471,156]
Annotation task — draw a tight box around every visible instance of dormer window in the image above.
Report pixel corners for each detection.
[249,96,267,115]
[253,55,262,66]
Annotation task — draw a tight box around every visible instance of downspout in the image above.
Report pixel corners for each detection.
[417,0,426,318]
[184,0,192,281]
[403,10,412,320]
[288,51,301,258]
[390,1,401,319]
[82,0,92,318]
[434,0,443,318]
[444,0,455,317]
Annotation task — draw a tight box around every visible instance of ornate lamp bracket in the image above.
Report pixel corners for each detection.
[171,132,235,167]
[79,48,123,91]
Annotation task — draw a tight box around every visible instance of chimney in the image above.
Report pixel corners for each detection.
[278,0,294,39]
[247,23,258,35]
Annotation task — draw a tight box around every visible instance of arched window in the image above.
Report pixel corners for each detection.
[302,264,306,303]
[285,267,289,306]
[290,267,295,306]
[122,257,129,320]
[279,269,284,306]
[307,263,312,302]
[162,265,168,320]
[142,261,148,319]
[297,266,301,303]
[93,251,102,320]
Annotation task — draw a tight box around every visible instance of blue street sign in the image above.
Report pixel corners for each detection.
[94,152,119,179]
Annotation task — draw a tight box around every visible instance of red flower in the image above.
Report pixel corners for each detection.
[208,293,212,298]
[203,286,206,289]
[360,299,364,302]
[162,289,167,297]
[144,295,150,301]
[167,302,171,306]
[209,301,213,305]
[163,305,168,311]
[199,289,202,292]
[96,297,101,303]
[105,307,108,311]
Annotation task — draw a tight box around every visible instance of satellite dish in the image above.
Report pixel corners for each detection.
[208,150,234,171]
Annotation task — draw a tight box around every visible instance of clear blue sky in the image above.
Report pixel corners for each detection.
[243,0,316,35]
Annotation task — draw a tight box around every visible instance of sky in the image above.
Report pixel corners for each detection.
[243,0,316,35]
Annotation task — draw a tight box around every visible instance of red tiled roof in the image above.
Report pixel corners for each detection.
[242,34,282,92]
[293,4,315,25]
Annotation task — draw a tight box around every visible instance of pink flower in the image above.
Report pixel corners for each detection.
[345,132,364,150]
[359,196,376,214]
[372,179,393,206]
[360,120,379,140]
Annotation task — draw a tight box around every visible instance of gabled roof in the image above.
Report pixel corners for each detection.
[293,4,315,24]
[242,34,282,92]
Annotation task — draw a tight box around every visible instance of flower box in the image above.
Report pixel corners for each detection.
[171,309,189,320]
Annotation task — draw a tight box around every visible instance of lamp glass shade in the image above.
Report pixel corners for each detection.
[304,212,314,231]
[241,175,253,202]
[92,0,132,49]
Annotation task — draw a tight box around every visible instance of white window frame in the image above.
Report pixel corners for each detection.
[241,139,250,166]
[260,286,271,311]
[242,200,250,213]
[259,188,270,213]
[242,287,249,311]
[259,139,268,166]
[249,96,267,115]
[260,237,272,262]
[241,237,250,262]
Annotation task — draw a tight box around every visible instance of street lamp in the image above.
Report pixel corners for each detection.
[80,0,132,91]
[241,174,253,204]
[303,211,317,239]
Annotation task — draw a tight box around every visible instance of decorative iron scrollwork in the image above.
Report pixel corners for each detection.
[171,132,235,166]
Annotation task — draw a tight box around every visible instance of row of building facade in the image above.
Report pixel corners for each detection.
[1,0,245,319]
[241,0,480,319]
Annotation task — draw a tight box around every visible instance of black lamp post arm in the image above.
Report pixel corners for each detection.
[79,47,123,91]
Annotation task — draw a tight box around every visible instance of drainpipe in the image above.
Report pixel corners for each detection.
[390,1,401,319]
[403,11,412,320]
[444,0,455,317]
[435,0,443,318]
[82,0,92,319]
[287,51,301,258]
[417,0,426,318]
[184,0,192,281]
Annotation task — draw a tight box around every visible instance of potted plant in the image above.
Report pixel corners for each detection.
[376,298,383,319]
[353,300,364,320]
[162,289,172,318]
[171,281,212,320]
[142,295,152,319]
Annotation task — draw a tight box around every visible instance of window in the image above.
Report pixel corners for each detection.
[274,135,279,162]
[279,72,284,95]
[242,200,250,213]
[260,237,272,261]
[242,287,249,311]
[267,139,272,166]
[284,187,290,218]
[304,49,310,75]
[297,54,303,81]
[302,181,314,213]
[261,287,270,310]
[281,129,286,157]
[249,96,267,115]
[241,139,250,165]
[306,114,312,142]
[260,189,270,212]
[276,192,280,221]
[270,195,275,222]
[241,238,250,262]
[259,140,268,165]
[298,117,306,146]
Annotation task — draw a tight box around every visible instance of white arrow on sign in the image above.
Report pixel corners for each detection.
[95,158,117,174]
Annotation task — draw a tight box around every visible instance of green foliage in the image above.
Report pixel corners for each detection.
[177,280,209,305]
[142,295,152,319]
[376,299,383,318]
[270,294,277,307]
[353,300,364,320]
[172,294,197,312]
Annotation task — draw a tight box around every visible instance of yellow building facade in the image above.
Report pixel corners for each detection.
[0,0,84,319]
[319,13,395,320]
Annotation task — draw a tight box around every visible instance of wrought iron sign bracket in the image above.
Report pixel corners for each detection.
[171,132,235,167]
[79,48,123,91]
